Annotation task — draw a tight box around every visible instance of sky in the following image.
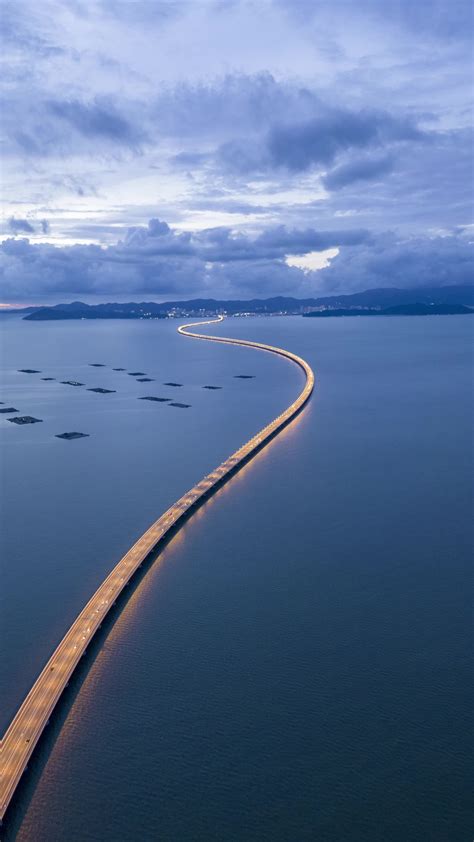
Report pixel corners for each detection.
[0,0,472,303]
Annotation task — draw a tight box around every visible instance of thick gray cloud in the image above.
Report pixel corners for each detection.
[8,218,35,234]
[0,0,472,300]
[254,225,370,253]
[48,97,143,145]
[7,217,50,236]
[4,93,144,158]
[5,73,421,171]
[1,218,471,303]
[323,155,394,190]
[203,97,425,178]
[265,110,421,172]
[0,228,205,301]
[318,231,474,293]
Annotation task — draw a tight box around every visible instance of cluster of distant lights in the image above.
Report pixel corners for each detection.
[0,316,315,820]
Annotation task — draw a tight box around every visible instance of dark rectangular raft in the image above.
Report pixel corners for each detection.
[8,416,43,425]
[56,432,89,440]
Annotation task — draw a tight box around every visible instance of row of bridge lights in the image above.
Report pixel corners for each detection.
[2,317,315,821]
[26,335,313,728]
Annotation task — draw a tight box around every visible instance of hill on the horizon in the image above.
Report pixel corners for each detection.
[19,283,474,320]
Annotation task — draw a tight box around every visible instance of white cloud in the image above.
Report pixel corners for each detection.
[285,248,339,272]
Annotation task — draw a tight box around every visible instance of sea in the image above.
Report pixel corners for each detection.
[0,313,472,841]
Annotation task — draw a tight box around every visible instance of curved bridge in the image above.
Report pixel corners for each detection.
[0,316,314,822]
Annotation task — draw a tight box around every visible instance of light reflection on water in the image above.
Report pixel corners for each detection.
[2,315,472,842]
[1,316,299,730]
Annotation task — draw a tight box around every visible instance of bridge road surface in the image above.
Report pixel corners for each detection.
[0,316,315,822]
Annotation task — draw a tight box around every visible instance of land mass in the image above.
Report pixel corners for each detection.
[303,303,473,317]
[13,283,474,320]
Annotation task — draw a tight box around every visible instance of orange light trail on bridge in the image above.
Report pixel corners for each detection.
[0,315,314,822]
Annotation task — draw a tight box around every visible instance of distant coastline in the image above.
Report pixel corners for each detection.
[7,283,473,321]
[303,303,473,317]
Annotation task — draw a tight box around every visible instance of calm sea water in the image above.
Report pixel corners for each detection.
[1,314,472,841]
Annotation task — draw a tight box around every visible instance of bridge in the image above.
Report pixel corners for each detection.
[0,316,315,822]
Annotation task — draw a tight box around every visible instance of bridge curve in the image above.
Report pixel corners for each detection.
[0,316,314,821]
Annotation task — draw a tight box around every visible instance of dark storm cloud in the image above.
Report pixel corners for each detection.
[2,69,424,177]
[323,155,395,190]
[116,220,369,263]
[8,217,35,234]
[3,71,319,160]
[1,0,472,302]
[254,225,369,252]
[319,232,474,292]
[5,217,50,237]
[1,218,471,303]
[2,88,144,158]
[47,97,143,145]
[0,230,205,301]
[319,128,474,233]
[214,102,425,177]
[265,111,421,173]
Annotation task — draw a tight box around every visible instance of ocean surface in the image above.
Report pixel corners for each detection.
[1,314,472,841]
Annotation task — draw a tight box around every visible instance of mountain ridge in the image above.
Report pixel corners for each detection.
[15,283,474,320]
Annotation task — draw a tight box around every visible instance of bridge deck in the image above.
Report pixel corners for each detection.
[0,316,314,821]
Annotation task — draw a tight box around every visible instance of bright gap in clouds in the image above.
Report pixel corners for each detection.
[285,248,339,272]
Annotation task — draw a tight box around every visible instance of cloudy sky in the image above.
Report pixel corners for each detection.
[1,0,472,303]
